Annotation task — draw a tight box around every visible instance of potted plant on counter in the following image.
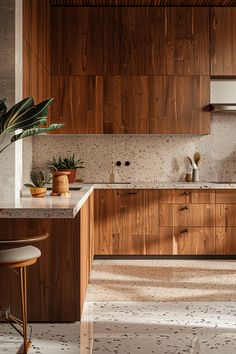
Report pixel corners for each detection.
[47,154,85,183]
[24,171,50,198]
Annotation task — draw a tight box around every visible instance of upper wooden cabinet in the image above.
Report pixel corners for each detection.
[51,7,209,76]
[51,7,104,75]
[210,8,236,75]
[104,75,210,134]
[51,76,103,134]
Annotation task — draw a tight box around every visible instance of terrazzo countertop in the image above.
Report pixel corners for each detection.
[0,185,94,218]
[1,181,236,218]
[87,181,236,189]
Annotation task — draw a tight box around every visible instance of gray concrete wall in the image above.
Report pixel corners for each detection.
[0,0,23,202]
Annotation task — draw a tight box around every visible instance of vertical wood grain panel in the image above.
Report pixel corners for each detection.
[51,76,103,133]
[145,190,159,255]
[94,190,159,255]
[165,8,209,75]
[210,8,236,76]
[23,0,51,102]
[0,216,81,322]
[51,7,104,75]
[216,227,236,255]
[104,76,210,134]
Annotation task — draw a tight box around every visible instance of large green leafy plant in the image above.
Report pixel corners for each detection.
[0,97,64,154]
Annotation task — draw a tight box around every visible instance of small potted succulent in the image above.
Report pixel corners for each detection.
[24,170,50,198]
[47,154,84,183]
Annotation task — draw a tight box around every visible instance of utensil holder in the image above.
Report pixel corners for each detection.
[192,168,199,182]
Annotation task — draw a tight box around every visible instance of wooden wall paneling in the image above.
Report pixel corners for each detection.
[51,7,104,75]
[51,76,103,133]
[144,190,159,255]
[50,0,236,6]
[89,191,95,268]
[23,0,51,101]
[210,8,236,76]
[23,40,31,97]
[216,227,236,255]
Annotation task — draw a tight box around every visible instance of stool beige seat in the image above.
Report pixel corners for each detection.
[0,233,49,354]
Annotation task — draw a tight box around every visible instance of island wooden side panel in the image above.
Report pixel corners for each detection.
[0,196,93,322]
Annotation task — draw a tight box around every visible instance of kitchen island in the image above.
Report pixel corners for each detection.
[1,182,236,322]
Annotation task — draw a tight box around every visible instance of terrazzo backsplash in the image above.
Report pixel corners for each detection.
[32,115,236,183]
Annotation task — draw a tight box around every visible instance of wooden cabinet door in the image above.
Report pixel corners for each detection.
[210,8,236,76]
[216,204,236,226]
[51,7,104,75]
[94,190,159,255]
[159,227,215,255]
[104,7,209,75]
[51,76,103,134]
[104,76,210,134]
[164,7,209,75]
[216,227,236,255]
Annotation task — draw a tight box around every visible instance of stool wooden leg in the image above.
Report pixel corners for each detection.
[20,266,30,353]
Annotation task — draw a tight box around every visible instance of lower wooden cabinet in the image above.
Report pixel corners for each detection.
[94,189,236,256]
[94,189,159,255]
[216,227,236,255]
[159,227,215,255]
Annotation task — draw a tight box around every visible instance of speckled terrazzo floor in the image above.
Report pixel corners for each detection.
[87,259,236,302]
[1,260,236,353]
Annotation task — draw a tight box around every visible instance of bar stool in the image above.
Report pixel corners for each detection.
[0,233,49,354]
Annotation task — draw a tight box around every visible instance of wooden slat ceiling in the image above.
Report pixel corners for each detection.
[50,0,236,6]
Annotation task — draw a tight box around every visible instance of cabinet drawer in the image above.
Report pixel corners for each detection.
[159,226,215,255]
[160,204,215,226]
[216,227,236,255]
[159,190,215,204]
[216,190,236,203]
[216,204,236,226]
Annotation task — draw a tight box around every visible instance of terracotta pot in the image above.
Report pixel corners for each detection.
[61,169,77,183]
[51,171,70,196]
[30,187,47,198]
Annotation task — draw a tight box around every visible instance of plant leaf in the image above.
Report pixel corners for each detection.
[11,123,65,143]
[1,97,34,132]
[24,183,36,188]
[2,98,53,134]
[0,97,7,119]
